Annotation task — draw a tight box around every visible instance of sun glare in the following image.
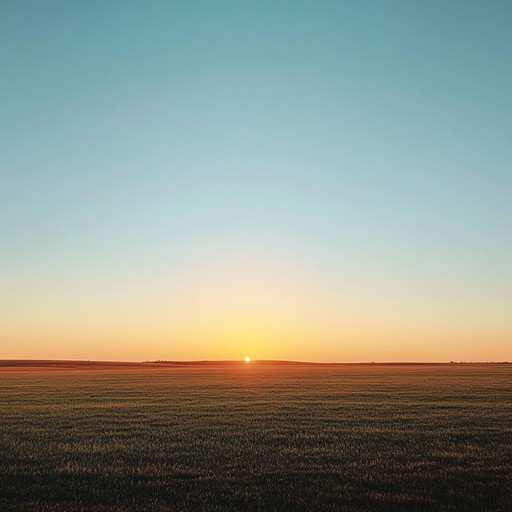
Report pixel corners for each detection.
[245,356,251,363]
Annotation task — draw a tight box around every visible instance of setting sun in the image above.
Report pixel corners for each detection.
[245,357,251,363]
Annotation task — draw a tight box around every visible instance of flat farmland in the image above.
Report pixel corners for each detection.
[0,362,511,511]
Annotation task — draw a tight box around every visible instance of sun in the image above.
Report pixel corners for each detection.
[244,356,251,363]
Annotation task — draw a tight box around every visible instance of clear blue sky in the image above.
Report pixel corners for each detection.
[1,1,511,361]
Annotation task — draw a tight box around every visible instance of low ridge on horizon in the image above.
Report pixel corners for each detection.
[1,359,509,368]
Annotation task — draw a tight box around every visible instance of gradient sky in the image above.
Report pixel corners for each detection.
[1,1,511,362]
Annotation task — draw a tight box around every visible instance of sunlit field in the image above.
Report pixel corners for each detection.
[1,362,511,511]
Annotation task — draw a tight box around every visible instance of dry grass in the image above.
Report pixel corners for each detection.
[0,363,511,511]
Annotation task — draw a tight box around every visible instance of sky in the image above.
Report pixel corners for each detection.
[1,1,511,362]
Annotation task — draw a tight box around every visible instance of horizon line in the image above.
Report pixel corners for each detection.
[1,358,510,366]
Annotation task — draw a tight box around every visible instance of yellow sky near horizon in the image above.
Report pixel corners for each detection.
[2,255,510,362]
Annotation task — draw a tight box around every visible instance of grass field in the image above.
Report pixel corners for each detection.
[0,362,511,511]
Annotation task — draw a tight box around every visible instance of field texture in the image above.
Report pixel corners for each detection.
[0,363,511,511]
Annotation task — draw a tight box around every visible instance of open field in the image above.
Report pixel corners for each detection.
[0,362,511,511]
